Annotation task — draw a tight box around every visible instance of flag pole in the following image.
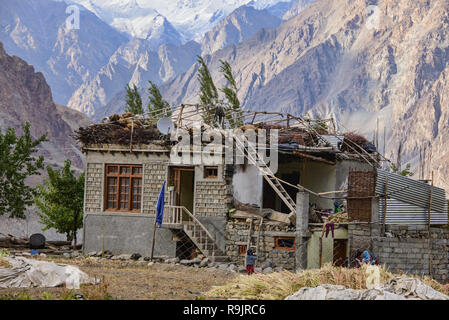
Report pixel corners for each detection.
[150,218,157,261]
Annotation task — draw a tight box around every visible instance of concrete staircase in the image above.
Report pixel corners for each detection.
[163,206,229,262]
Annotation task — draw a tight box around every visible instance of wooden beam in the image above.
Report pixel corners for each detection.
[292,151,336,165]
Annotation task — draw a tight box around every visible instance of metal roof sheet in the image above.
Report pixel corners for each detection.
[376,169,447,213]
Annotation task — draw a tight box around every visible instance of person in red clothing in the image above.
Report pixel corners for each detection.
[246,249,257,275]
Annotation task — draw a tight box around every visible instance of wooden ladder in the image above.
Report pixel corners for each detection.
[233,133,296,214]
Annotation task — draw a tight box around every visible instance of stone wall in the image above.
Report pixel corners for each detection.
[194,165,233,218]
[84,162,103,213]
[373,226,449,283]
[142,161,169,215]
[225,219,296,270]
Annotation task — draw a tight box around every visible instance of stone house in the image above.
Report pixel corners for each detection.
[77,113,448,282]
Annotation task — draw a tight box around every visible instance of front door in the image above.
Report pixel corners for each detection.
[333,239,348,267]
[169,167,195,214]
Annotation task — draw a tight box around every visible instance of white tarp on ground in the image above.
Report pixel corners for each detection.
[285,276,449,300]
[0,257,97,289]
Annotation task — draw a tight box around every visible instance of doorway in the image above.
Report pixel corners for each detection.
[333,239,348,267]
[168,167,195,214]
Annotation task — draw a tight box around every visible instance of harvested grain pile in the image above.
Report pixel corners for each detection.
[206,264,449,300]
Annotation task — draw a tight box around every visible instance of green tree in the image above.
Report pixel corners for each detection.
[390,163,414,177]
[219,60,243,128]
[34,160,84,248]
[197,56,218,124]
[147,80,171,117]
[0,122,47,219]
[125,83,144,114]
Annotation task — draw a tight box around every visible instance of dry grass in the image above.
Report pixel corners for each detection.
[0,257,11,268]
[206,264,449,300]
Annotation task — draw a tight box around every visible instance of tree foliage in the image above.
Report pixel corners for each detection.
[34,160,84,244]
[219,60,243,127]
[125,83,144,114]
[390,163,414,177]
[147,80,171,116]
[197,56,219,124]
[0,122,47,219]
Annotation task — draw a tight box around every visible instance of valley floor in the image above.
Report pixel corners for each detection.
[0,257,237,300]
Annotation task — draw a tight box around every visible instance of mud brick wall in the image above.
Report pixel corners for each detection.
[373,226,449,283]
[142,161,168,215]
[84,163,103,213]
[225,220,296,270]
[195,180,233,217]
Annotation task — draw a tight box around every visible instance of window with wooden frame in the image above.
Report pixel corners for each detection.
[204,166,218,179]
[239,245,247,255]
[105,164,142,212]
[274,237,295,250]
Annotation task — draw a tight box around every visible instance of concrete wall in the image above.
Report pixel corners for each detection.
[83,213,176,257]
[307,227,348,269]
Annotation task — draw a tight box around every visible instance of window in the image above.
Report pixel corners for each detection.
[274,237,295,250]
[105,164,142,212]
[204,166,218,179]
[239,245,247,255]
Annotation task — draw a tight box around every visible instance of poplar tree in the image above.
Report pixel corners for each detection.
[219,60,243,128]
[197,56,218,124]
[148,80,171,116]
[125,83,144,114]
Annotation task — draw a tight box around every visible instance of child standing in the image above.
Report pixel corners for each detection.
[246,249,257,275]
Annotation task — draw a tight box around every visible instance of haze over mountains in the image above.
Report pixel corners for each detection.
[0,0,448,192]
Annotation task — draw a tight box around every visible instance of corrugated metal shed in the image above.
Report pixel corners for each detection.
[379,198,448,225]
[376,169,448,225]
[321,135,344,150]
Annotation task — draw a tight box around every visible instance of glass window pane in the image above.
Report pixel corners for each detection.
[120,166,130,174]
[132,167,142,175]
[107,166,118,174]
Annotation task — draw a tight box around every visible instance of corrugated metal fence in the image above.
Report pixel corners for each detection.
[376,169,448,225]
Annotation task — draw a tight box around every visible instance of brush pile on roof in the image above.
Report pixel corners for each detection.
[74,113,170,146]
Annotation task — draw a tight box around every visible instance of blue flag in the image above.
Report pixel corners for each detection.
[156,181,166,228]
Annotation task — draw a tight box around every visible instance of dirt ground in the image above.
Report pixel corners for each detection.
[0,257,238,300]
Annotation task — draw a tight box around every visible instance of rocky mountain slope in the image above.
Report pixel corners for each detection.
[0,41,90,170]
[158,0,449,189]
[0,0,128,105]
[67,39,201,119]
[70,0,293,41]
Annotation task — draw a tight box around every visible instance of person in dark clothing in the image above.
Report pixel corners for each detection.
[246,249,257,275]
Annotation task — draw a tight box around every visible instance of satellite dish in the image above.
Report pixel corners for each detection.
[157,117,175,135]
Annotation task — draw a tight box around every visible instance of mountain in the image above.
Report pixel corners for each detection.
[0,0,128,105]
[201,5,282,55]
[159,0,449,190]
[69,0,292,41]
[282,0,316,20]
[70,0,183,47]
[0,41,91,171]
[73,4,283,119]
[67,39,201,119]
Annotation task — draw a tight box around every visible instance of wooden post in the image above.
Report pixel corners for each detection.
[244,218,254,267]
[381,175,389,235]
[102,233,104,258]
[150,219,157,261]
[255,217,263,266]
[428,171,434,233]
[319,236,323,268]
